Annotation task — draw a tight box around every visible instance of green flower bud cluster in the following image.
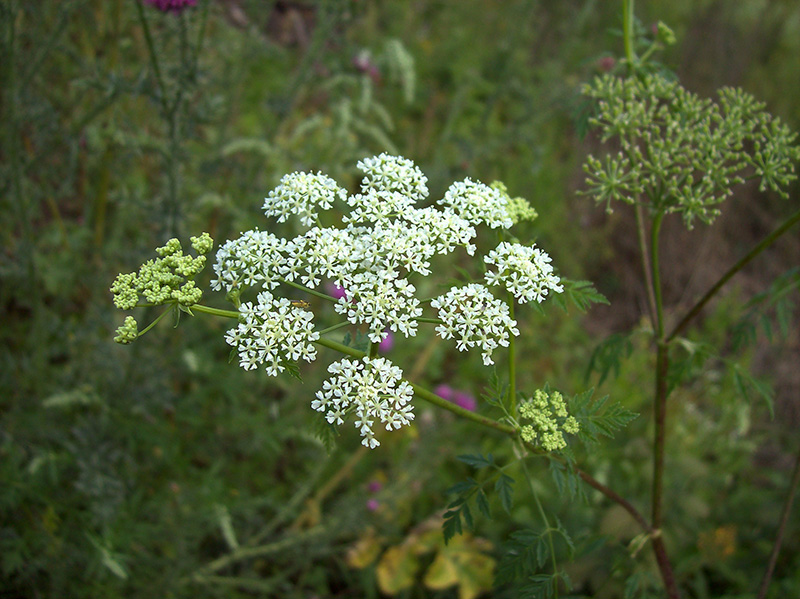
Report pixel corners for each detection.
[114,316,138,345]
[518,389,579,452]
[491,181,538,225]
[582,73,800,228]
[111,233,214,310]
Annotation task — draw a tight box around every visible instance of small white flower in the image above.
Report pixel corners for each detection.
[431,283,519,365]
[313,357,415,448]
[357,153,429,202]
[263,171,346,227]
[225,290,319,375]
[212,230,288,292]
[437,178,513,229]
[484,241,563,303]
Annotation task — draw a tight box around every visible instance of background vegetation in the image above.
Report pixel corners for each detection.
[2,0,799,597]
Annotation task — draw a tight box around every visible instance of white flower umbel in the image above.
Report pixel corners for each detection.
[312,356,415,449]
[437,178,513,229]
[263,171,347,227]
[335,269,423,343]
[225,290,319,375]
[357,153,429,201]
[212,230,288,292]
[484,241,564,303]
[404,207,477,257]
[431,283,520,365]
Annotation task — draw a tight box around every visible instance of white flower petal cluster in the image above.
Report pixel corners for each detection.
[357,153,429,201]
[438,178,513,229]
[431,283,520,365]
[335,269,422,343]
[225,290,319,375]
[344,189,417,223]
[405,207,476,256]
[484,241,563,303]
[263,171,346,226]
[312,357,415,448]
[212,230,287,292]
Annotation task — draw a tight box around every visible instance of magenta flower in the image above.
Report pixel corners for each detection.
[453,391,477,412]
[378,330,394,353]
[434,384,476,411]
[367,479,382,494]
[326,283,347,300]
[143,0,196,14]
[366,498,380,512]
[434,384,454,401]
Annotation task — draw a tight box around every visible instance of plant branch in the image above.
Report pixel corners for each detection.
[636,201,658,327]
[668,206,800,342]
[757,441,800,599]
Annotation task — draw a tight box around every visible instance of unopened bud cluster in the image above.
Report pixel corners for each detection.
[583,74,800,228]
[518,389,580,452]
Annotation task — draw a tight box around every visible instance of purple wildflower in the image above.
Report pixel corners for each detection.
[366,498,380,512]
[326,283,347,300]
[378,330,394,353]
[452,391,477,412]
[367,479,382,494]
[143,0,197,14]
[434,384,454,401]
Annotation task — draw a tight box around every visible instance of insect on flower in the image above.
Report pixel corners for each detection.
[290,299,312,309]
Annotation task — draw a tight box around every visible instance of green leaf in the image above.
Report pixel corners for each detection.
[442,508,463,544]
[731,363,774,417]
[571,388,638,446]
[476,489,491,519]
[495,474,514,514]
[552,279,609,313]
[457,454,494,469]
[585,332,633,385]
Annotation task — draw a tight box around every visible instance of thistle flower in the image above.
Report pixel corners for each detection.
[143,0,197,13]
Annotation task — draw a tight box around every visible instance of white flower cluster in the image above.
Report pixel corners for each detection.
[225,290,319,375]
[431,283,520,365]
[357,153,429,200]
[263,171,347,227]
[201,155,563,448]
[438,178,513,229]
[312,357,415,448]
[212,230,287,292]
[484,241,563,303]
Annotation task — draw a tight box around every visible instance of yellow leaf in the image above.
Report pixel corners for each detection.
[377,544,420,595]
[346,528,383,570]
[423,535,495,599]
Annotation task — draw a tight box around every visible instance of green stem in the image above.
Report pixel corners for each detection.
[668,206,800,342]
[280,278,338,302]
[648,210,680,599]
[757,441,800,599]
[636,200,658,327]
[623,0,637,72]
[508,293,517,414]
[193,525,328,576]
[317,321,351,336]
[138,306,176,336]
[191,304,240,319]
[134,0,168,110]
[521,458,559,597]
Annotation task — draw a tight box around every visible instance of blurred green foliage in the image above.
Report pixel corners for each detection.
[2,0,799,597]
